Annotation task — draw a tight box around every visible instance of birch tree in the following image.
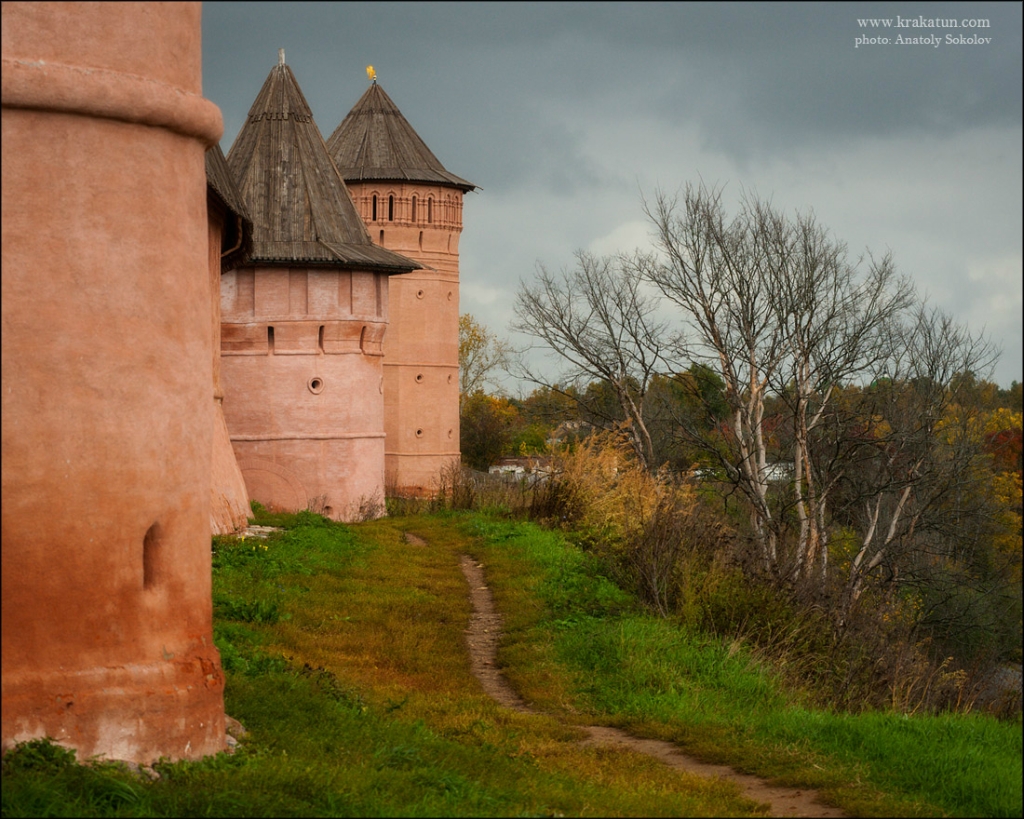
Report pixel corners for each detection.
[833,305,999,622]
[515,182,999,613]
[760,206,914,583]
[511,250,671,471]
[639,186,788,570]
[639,184,918,583]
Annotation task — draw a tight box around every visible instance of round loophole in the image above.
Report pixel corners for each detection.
[415,428,424,438]
[416,289,425,299]
[415,373,424,383]
[308,377,325,394]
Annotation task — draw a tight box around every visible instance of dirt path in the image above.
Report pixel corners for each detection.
[458,554,848,818]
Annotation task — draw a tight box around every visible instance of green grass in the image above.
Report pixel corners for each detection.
[2,509,1020,817]
[462,513,1023,818]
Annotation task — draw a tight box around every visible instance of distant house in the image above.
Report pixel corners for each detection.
[763,462,794,483]
[690,462,794,483]
[488,456,556,482]
[690,465,725,481]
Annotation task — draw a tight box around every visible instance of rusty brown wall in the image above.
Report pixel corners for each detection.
[1,2,227,763]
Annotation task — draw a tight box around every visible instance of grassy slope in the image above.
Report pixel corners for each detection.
[2,510,1020,817]
[458,514,1022,818]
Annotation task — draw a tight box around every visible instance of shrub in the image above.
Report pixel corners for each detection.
[430,461,477,511]
[2,738,77,774]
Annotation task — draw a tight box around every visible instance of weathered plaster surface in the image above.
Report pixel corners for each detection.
[1,2,226,763]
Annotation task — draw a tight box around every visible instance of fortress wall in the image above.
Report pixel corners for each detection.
[221,266,390,519]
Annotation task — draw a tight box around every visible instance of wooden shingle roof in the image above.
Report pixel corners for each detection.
[205,143,252,271]
[226,57,419,272]
[326,82,475,192]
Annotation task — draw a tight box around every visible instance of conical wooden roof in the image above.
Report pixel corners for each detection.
[226,58,419,272]
[327,82,475,192]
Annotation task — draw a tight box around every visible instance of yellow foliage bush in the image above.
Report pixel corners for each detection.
[537,429,735,617]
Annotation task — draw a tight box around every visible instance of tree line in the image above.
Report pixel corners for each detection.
[458,183,1022,696]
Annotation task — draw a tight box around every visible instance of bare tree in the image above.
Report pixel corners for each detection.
[459,313,512,404]
[638,185,789,570]
[833,304,999,622]
[516,182,1000,619]
[638,184,920,583]
[762,207,914,584]
[511,251,672,471]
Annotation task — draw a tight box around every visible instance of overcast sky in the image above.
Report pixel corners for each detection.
[202,1,1022,390]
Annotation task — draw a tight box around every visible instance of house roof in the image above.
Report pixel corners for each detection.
[326,82,475,192]
[205,143,252,272]
[226,57,419,272]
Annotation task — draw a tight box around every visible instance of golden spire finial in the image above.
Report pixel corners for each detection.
[366,65,376,83]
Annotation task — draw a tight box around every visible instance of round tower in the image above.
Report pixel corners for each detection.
[327,80,476,496]
[2,2,226,763]
[221,55,419,521]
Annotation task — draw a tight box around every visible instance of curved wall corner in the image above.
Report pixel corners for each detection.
[209,204,251,535]
[211,406,252,534]
[1,2,226,764]
[234,458,308,514]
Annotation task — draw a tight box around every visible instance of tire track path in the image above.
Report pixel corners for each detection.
[458,554,848,818]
